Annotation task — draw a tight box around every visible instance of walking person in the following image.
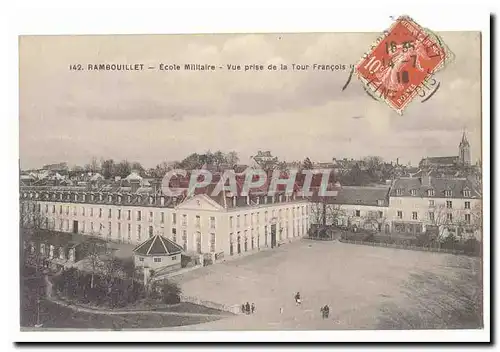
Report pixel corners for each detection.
[251,303,255,314]
[294,292,301,305]
[245,302,251,315]
[241,303,245,314]
[320,306,325,319]
[323,305,330,319]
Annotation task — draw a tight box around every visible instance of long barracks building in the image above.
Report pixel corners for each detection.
[19,185,312,258]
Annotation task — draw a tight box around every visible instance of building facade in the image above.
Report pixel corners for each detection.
[389,175,481,240]
[310,186,391,233]
[19,188,312,259]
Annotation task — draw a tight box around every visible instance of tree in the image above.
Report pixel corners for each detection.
[226,151,239,166]
[83,236,109,288]
[20,199,46,236]
[326,204,350,228]
[100,159,115,179]
[302,157,313,170]
[115,160,132,179]
[179,153,202,170]
[429,204,480,245]
[101,257,125,294]
[277,161,289,171]
[149,161,171,178]
[84,157,100,173]
[363,156,384,171]
[342,163,371,186]
[361,210,385,233]
[159,280,182,304]
[130,161,145,174]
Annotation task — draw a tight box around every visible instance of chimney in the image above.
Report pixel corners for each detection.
[422,175,431,187]
[131,181,140,193]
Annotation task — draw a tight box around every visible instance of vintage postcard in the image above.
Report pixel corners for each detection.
[17,15,487,341]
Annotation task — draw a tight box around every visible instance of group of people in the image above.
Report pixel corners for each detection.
[241,301,256,315]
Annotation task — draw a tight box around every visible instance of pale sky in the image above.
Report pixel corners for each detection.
[19,32,481,169]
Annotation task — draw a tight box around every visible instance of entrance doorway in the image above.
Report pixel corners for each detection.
[72,220,78,234]
[271,224,277,248]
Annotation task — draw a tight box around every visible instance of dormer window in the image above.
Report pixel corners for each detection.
[91,194,95,201]
[160,196,165,206]
[81,194,85,201]
[410,189,417,196]
[149,196,153,204]
[99,194,103,201]
[445,190,452,197]
[463,189,471,197]
[60,193,63,200]
[395,189,402,196]
[35,192,39,199]
[108,195,112,202]
[427,189,435,197]
[118,195,122,203]
[377,199,384,206]
[128,195,131,203]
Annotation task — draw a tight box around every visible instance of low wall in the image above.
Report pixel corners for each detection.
[339,239,467,255]
[180,295,240,314]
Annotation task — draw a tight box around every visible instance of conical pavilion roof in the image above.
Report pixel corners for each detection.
[133,235,183,256]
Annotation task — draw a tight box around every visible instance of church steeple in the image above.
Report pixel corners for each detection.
[460,130,470,147]
[459,130,471,166]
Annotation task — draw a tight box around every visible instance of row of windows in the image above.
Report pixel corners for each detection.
[38,217,219,251]
[139,255,177,263]
[22,191,172,206]
[228,221,309,254]
[394,189,472,197]
[22,204,220,229]
[395,211,473,224]
[228,205,309,229]
[391,199,472,209]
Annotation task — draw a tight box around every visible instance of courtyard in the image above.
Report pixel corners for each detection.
[173,239,482,330]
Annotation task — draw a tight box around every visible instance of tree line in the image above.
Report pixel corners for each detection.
[65,152,397,186]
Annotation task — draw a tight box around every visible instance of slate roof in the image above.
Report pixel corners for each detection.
[133,235,183,256]
[319,186,390,207]
[422,156,458,165]
[389,177,481,198]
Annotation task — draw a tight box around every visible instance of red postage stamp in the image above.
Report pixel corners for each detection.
[355,15,453,114]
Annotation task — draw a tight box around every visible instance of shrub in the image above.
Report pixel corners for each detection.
[151,280,182,304]
[53,267,145,308]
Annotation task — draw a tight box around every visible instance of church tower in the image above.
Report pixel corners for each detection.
[459,131,471,166]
